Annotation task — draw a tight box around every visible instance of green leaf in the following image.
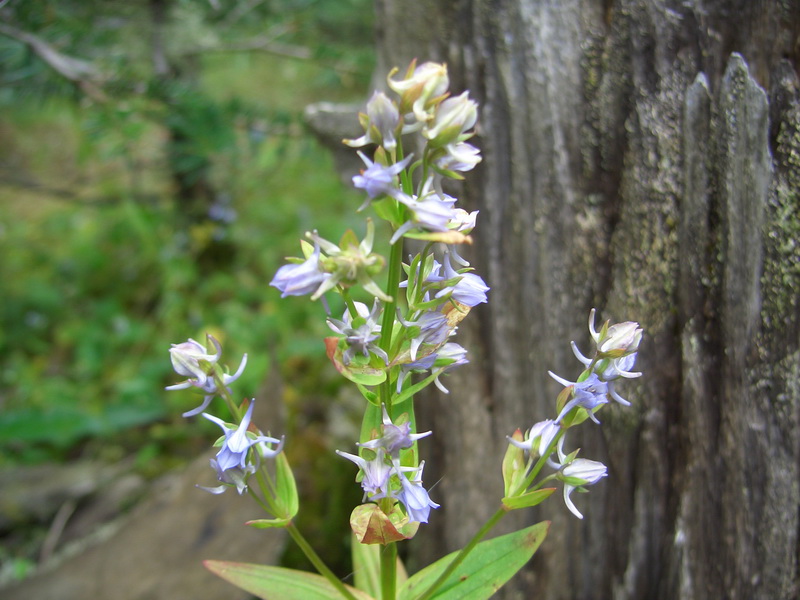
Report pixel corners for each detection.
[352,533,382,598]
[360,402,385,446]
[246,518,291,529]
[501,488,556,510]
[351,533,408,598]
[392,371,438,406]
[275,452,299,519]
[356,384,380,406]
[397,522,550,600]
[203,561,374,600]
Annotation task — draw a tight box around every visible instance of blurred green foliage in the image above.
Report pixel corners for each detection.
[0,0,375,467]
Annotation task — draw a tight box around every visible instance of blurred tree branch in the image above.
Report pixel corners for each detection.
[0,21,107,101]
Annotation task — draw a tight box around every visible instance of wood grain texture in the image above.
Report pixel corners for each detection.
[374,1,800,598]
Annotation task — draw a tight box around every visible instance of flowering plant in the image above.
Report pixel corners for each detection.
[165,60,644,599]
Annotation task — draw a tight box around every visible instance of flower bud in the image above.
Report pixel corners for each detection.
[588,308,643,358]
[387,60,449,122]
[169,335,221,383]
[599,322,643,356]
[343,91,401,151]
[436,142,482,173]
[423,92,478,147]
[270,241,330,298]
[558,457,607,519]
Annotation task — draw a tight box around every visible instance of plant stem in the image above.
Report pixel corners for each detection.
[414,507,507,600]
[286,523,358,600]
[381,541,397,600]
[380,227,405,418]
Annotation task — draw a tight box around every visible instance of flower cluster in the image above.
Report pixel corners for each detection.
[166,337,284,497]
[506,310,642,519]
[337,407,439,524]
[267,60,489,534]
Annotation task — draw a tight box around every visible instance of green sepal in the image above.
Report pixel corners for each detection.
[397,521,550,600]
[203,561,374,600]
[274,451,299,520]
[560,475,591,487]
[501,430,527,497]
[429,164,465,180]
[501,488,556,510]
[339,228,361,249]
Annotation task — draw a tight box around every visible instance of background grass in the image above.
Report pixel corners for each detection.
[0,0,376,579]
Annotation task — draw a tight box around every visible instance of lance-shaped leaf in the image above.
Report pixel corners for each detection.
[204,561,373,600]
[397,521,550,600]
[501,488,556,510]
[352,533,408,598]
[274,451,299,520]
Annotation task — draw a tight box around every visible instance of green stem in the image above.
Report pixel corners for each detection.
[341,288,359,320]
[381,541,397,600]
[212,366,242,421]
[286,523,358,600]
[414,507,507,600]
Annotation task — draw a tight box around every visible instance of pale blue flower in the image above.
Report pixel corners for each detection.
[436,142,482,172]
[559,458,607,519]
[327,301,389,365]
[352,152,412,201]
[398,309,451,360]
[435,254,489,307]
[344,91,401,151]
[395,353,438,393]
[270,242,330,298]
[166,334,248,417]
[203,401,283,472]
[507,419,561,458]
[570,342,641,406]
[358,405,432,456]
[431,342,469,393]
[335,448,394,501]
[549,371,609,424]
[198,459,256,495]
[395,461,439,524]
[391,189,458,244]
